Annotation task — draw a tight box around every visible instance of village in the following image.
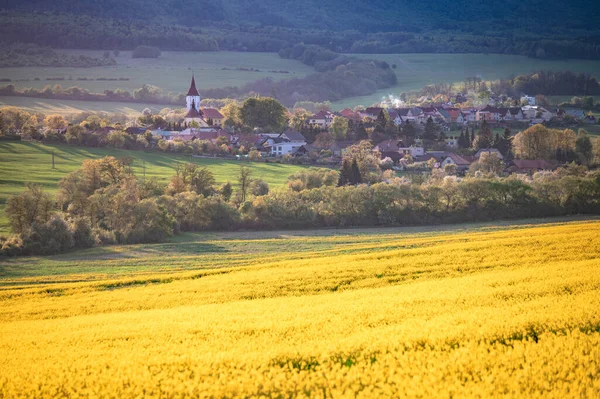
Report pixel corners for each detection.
[128,77,597,175]
[3,76,598,176]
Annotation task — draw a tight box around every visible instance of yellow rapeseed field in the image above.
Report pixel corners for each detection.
[1,220,599,398]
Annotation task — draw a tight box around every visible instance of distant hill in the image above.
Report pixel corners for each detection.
[2,0,599,34]
[1,0,600,60]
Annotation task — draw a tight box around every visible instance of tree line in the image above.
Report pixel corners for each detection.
[2,153,600,256]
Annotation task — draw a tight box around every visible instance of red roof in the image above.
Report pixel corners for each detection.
[185,107,203,119]
[201,108,224,119]
[187,75,200,96]
[339,108,358,119]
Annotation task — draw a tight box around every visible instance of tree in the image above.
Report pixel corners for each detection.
[423,117,439,148]
[251,180,269,197]
[400,121,416,146]
[106,130,127,149]
[470,152,505,175]
[240,97,287,132]
[65,125,86,145]
[343,141,382,184]
[238,166,253,203]
[220,182,233,201]
[171,164,216,197]
[576,134,594,164]
[457,131,469,149]
[330,116,349,141]
[338,158,352,186]
[355,122,368,141]
[289,108,311,131]
[472,120,494,150]
[44,114,68,130]
[220,102,243,129]
[5,184,55,234]
[350,159,362,185]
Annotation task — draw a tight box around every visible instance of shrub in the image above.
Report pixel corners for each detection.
[70,218,95,249]
[22,214,74,255]
[93,228,117,246]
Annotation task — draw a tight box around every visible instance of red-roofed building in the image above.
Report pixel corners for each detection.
[201,108,224,127]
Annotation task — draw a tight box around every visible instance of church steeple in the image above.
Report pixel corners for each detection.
[186,74,201,112]
[187,75,200,96]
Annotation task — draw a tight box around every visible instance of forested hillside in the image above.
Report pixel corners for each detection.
[3,0,599,33]
[1,0,600,59]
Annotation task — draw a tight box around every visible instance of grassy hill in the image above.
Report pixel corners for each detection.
[0,141,313,235]
[0,219,598,396]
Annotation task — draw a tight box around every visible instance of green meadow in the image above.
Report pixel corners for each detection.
[333,54,600,109]
[3,52,600,113]
[0,141,313,235]
[0,96,157,117]
[0,50,314,94]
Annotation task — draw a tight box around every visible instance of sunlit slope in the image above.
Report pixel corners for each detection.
[1,220,599,397]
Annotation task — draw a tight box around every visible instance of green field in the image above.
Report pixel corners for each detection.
[3,52,600,113]
[0,96,159,117]
[0,141,312,235]
[0,50,314,94]
[333,54,600,109]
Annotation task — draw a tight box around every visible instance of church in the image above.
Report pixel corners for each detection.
[183,75,224,127]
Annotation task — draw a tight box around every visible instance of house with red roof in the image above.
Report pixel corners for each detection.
[308,110,334,129]
[201,108,224,127]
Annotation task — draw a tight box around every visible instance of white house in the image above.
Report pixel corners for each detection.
[268,130,307,157]
[521,95,536,105]
[398,146,425,157]
[308,111,334,128]
[271,142,306,157]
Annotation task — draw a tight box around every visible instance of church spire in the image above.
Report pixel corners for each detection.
[187,75,199,96]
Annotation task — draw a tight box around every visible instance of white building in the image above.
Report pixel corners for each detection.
[521,95,536,105]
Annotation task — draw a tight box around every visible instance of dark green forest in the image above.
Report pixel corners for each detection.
[1,0,600,59]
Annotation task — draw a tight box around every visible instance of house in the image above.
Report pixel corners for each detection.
[506,107,525,121]
[474,148,504,160]
[447,109,465,124]
[440,153,472,171]
[476,105,499,122]
[555,109,566,119]
[279,129,306,143]
[565,109,586,120]
[338,108,360,121]
[201,108,224,127]
[387,110,403,126]
[398,146,425,158]
[308,110,334,129]
[374,140,424,162]
[264,131,307,157]
[269,141,306,157]
[507,159,554,174]
[436,108,451,123]
[521,95,536,105]
[329,141,353,157]
[444,134,460,148]
[363,107,385,120]
[584,115,597,124]
[461,109,478,123]
[168,127,229,143]
[522,106,554,122]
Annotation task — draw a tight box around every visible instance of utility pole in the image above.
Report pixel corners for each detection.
[52,151,55,169]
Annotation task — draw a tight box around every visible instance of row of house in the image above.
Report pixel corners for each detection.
[371,140,556,174]
[306,105,596,129]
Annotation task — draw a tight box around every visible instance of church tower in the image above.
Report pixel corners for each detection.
[186,75,201,112]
